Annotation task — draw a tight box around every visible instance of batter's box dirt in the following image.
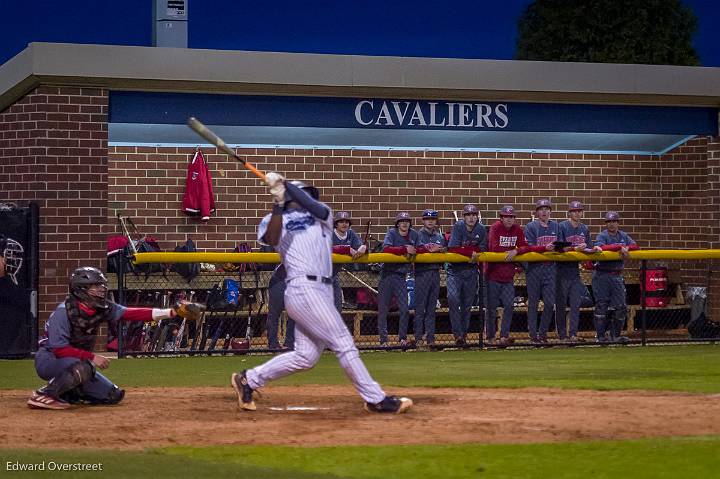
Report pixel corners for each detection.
[1,386,719,450]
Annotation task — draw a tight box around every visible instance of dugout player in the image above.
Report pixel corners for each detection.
[378,212,419,347]
[592,211,637,343]
[331,211,367,312]
[557,201,592,342]
[447,204,487,346]
[413,209,446,348]
[231,175,412,414]
[28,267,202,410]
[524,199,560,344]
[265,264,296,350]
[485,206,530,346]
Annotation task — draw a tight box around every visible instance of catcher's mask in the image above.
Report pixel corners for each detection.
[70,267,110,309]
[1,235,24,286]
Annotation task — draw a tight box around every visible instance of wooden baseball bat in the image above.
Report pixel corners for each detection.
[187,117,267,182]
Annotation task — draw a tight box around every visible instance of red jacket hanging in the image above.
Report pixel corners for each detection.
[182,149,216,221]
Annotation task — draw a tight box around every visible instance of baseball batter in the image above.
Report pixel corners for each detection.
[447,204,487,346]
[331,211,367,312]
[524,199,560,343]
[231,176,412,414]
[28,267,203,409]
[557,201,592,342]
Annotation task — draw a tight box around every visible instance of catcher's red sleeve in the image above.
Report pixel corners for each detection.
[122,308,154,322]
[53,345,94,361]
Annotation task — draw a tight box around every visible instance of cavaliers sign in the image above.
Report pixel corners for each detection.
[354,100,509,129]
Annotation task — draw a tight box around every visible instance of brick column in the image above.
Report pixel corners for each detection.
[0,85,109,326]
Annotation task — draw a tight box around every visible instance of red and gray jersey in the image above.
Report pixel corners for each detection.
[258,207,334,282]
[39,302,126,352]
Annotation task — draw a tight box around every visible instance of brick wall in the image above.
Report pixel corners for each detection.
[0,86,109,326]
[108,147,673,248]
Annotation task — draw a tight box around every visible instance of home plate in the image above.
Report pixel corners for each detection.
[269,406,332,411]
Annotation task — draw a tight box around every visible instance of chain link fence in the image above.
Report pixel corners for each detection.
[107,254,720,357]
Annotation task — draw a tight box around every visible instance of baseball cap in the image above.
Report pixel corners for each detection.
[422,209,439,218]
[604,211,620,221]
[462,204,479,215]
[395,211,412,224]
[568,201,584,211]
[334,211,352,225]
[499,205,516,217]
[535,199,552,210]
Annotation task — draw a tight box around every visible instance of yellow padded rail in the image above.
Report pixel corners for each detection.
[131,249,720,265]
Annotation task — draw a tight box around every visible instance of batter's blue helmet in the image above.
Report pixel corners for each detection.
[290,180,320,200]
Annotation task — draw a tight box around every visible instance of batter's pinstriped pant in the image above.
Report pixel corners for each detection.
[413,269,440,343]
[247,279,385,404]
[486,280,515,339]
[447,268,478,339]
[377,272,409,343]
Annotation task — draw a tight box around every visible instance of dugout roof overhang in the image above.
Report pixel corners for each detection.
[1,42,719,155]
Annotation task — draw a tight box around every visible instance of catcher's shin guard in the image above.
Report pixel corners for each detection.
[43,360,96,399]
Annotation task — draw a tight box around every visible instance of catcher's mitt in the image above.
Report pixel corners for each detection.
[173,301,206,321]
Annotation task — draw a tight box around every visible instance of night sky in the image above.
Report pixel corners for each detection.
[0,0,718,67]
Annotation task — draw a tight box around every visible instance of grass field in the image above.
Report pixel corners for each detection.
[1,344,719,478]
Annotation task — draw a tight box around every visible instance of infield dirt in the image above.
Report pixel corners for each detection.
[2,386,719,449]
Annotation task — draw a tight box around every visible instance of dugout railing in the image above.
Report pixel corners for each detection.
[108,250,720,357]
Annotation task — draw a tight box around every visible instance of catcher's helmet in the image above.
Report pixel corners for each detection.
[568,200,584,211]
[290,180,320,200]
[70,266,109,309]
[395,211,412,225]
[604,211,620,222]
[334,211,352,226]
[535,199,552,210]
[422,209,438,219]
[499,205,516,217]
[462,204,479,215]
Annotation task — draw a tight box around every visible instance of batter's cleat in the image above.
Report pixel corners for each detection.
[27,392,71,410]
[364,395,413,414]
[231,370,256,411]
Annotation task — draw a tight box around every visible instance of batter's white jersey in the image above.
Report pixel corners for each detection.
[258,207,333,281]
[248,203,386,404]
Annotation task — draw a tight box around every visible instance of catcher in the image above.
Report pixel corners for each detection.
[27,266,204,410]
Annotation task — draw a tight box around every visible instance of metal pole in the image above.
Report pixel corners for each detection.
[117,251,126,359]
[478,269,485,348]
[640,260,647,346]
